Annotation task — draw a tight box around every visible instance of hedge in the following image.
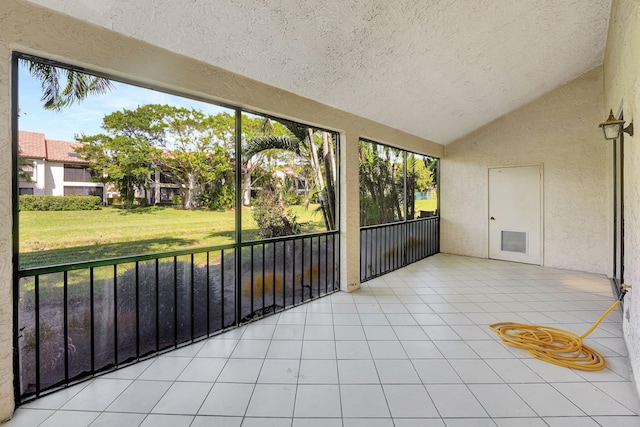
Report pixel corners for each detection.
[20,195,102,211]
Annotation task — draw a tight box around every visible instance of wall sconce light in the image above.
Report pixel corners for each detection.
[599,110,634,140]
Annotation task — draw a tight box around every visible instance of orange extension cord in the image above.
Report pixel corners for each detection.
[489,290,627,371]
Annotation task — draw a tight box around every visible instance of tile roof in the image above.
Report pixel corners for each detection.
[18,131,87,164]
[45,139,86,164]
[18,130,46,159]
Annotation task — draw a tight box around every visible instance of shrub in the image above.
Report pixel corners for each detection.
[20,195,102,211]
[134,197,148,207]
[284,193,305,206]
[252,189,300,238]
[199,184,234,211]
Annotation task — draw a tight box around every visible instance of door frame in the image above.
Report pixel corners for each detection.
[487,164,544,265]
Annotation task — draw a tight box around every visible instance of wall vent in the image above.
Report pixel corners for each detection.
[501,230,527,254]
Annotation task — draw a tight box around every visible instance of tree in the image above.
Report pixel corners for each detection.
[239,115,293,206]
[406,154,435,219]
[245,119,338,231]
[359,141,405,226]
[22,59,114,111]
[74,133,158,208]
[17,155,34,182]
[360,143,438,224]
[252,186,301,238]
[142,105,234,209]
[411,155,434,190]
[75,104,170,207]
[76,104,235,210]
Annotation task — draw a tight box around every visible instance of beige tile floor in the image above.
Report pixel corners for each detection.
[6,254,640,426]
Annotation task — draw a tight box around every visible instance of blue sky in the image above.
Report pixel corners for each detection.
[18,62,231,142]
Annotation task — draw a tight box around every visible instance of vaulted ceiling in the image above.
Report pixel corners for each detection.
[29,0,611,144]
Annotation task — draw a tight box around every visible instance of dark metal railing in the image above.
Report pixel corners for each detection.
[360,217,439,281]
[16,231,339,402]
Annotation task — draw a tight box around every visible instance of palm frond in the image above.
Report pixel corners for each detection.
[277,119,309,141]
[18,156,34,182]
[260,117,275,134]
[244,135,303,158]
[22,59,114,111]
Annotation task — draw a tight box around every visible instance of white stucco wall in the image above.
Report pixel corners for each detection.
[21,162,104,196]
[48,163,64,196]
[18,159,45,194]
[35,161,45,194]
[0,25,12,420]
[603,0,640,396]
[441,67,609,274]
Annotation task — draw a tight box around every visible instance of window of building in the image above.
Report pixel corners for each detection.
[158,170,175,184]
[64,165,93,182]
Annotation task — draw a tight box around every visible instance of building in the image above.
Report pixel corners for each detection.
[18,130,104,198]
[1,0,640,424]
[18,130,182,205]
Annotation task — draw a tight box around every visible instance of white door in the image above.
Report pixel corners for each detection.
[489,165,542,264]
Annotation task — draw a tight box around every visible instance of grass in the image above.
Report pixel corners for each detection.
[414,199,438,213]
[19,204,326,268]
[19,199,437,268]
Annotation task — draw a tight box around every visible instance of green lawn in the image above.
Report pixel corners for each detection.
[414,199,438,213]
[19,205,325,268]
[20,199,437,268]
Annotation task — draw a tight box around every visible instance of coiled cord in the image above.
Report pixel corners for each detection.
[489,291,626,371]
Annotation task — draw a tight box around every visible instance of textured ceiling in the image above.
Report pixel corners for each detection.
[28,0,611,144]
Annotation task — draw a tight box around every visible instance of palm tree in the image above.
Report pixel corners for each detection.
[245,119,337,231]
[22,59,114,111]
[359,142,405,226]
[17,155,34,182]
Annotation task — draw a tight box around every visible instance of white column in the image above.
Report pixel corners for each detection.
[340,132,361,292]
[0,41,16,420]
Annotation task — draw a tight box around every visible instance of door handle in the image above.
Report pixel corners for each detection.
[490,217,495,220]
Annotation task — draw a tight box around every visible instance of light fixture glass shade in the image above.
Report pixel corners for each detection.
[599,110,625,141]
[602,123,623,140]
